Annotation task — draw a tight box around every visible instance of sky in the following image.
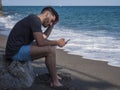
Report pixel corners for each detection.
[2,0,120,6]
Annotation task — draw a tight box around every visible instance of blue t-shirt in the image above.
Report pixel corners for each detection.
[5,14,42,59]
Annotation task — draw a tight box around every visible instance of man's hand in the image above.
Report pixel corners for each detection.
[44,24,54,38]
[57,38,70,47]
[49,22,55,28]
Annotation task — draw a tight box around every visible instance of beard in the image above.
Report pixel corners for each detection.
[42,18,49,27]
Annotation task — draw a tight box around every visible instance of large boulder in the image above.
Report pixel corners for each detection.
[0,54,35,89]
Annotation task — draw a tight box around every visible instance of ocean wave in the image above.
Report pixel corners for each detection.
[50,27,120,67]
[0,15,17,30]
[0,15,18,35]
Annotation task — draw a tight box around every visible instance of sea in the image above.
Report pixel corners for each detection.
[0,6,120,67]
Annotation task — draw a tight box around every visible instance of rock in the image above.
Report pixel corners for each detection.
[0,54,35,89]
[57,72,72,81]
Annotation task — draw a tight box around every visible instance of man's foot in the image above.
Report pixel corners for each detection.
[57,75,62,80]
[50,81,62,87]
[46,73,62,80]
[58,72,72,81]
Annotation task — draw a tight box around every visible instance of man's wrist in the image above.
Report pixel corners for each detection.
[56,40,59,46]
[48,25,54,29]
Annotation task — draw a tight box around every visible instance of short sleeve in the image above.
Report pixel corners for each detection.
[29,14,42,33]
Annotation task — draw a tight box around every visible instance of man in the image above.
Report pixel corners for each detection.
[5,6,68,87]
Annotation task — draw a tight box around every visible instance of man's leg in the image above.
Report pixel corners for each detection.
[30,43,62,86]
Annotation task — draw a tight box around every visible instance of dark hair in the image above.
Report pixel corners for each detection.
[41,6,59,23]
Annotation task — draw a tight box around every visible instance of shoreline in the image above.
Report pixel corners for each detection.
[56,49,120,81]
[0,34,120,90]
[59,48,120,68]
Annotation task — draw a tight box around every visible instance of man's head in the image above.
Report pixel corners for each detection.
[40,6,59,27]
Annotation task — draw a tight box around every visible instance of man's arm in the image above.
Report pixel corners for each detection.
[43,25,54,39]
[33,32,57,46]
[33,32,66,47]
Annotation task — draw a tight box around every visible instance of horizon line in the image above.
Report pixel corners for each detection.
[2,5,120,6]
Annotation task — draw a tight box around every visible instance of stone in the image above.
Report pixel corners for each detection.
[57,72,72,81]
[0,54,35,89]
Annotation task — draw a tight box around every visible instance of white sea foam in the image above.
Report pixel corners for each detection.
[0,15,17,35]
[49,27,120,67]
[0,15,16,29]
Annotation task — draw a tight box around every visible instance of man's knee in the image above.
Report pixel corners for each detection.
[47,46,56,53]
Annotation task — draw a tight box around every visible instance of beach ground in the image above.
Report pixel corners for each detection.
[0,34,120,90]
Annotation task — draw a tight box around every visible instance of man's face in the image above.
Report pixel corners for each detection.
[42,13,56,27]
